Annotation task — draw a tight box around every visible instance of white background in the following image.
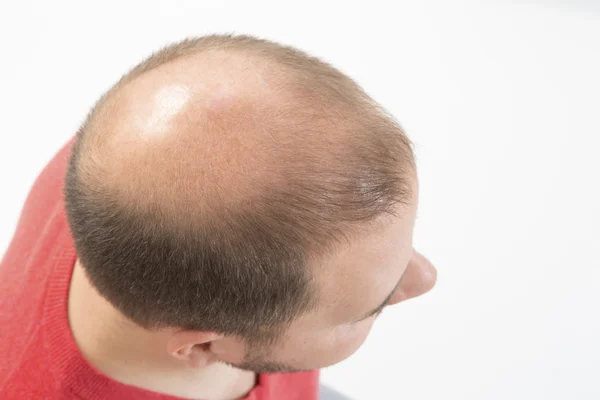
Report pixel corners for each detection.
[1,1,599,399]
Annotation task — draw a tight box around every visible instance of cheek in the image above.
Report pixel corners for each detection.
[340,320,374,350]
[275,320,377,370]
[320,320,376,366]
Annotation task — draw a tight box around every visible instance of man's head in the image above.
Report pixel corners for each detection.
[64,34,436,374]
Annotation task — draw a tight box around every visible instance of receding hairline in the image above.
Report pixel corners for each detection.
[73,32,418,251]
[94,34,364,115]
[82,33,403,141]
[77,36,414,209]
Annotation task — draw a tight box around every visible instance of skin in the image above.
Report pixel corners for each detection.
[68,51,437,400]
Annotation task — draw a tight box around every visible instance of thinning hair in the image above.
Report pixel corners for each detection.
[64,33,416,345]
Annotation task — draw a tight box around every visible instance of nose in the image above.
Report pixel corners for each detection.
[389,249,437,305]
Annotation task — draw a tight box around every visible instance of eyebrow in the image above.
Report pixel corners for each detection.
[354,283,399,323]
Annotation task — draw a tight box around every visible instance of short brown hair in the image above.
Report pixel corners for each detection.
[64,34,416,345]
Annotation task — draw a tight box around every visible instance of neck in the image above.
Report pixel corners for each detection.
[67,260,256,400]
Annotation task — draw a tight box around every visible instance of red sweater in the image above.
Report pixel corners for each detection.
[0,140,319,400]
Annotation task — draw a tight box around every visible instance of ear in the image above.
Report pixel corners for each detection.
[166,330,224,368]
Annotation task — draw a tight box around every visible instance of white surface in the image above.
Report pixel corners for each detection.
[1,1,598,399]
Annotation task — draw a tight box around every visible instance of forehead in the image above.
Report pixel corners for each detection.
[311,200,418,326]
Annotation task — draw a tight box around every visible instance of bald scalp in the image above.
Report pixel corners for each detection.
[65,34,415,343]
[80,50,313,218]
